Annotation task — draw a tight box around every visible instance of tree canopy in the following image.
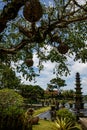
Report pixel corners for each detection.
[20,84,44,103]
[50,77,66,87]
[46,77,66,94]
[0,0,87,81]
[19,85,44,98]
[0,65,21,89]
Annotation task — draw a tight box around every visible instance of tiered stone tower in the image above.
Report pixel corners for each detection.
[75,72,84,110]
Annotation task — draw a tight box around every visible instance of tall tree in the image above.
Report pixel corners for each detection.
[50,77,66,88]
[0,65,21,89]
[20,84,44,103]
[0,0,87,80]
[47,77,66,96]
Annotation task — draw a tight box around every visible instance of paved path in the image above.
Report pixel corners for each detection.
[38,110,51,120]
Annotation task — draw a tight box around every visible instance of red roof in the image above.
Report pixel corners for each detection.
[44,90,59,95]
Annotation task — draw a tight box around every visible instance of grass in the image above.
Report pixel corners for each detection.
[33,106,50,116]
[33,106,53,130]
[33,119,54,130]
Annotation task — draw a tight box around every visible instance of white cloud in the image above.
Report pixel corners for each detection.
[71,62,87,76]
[20,52,87,95]
[76,0,86,5]
[81,77,87,94]
[23,60,56,90]
[62,59,87,94]
[12,51,87,95]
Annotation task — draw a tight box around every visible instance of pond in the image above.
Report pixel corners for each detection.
[69,103,87,117]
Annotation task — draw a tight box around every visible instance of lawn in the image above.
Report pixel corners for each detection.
[33,119,55,130]
[33,106,50,116]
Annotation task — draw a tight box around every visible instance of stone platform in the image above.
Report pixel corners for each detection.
[79,117,87,130]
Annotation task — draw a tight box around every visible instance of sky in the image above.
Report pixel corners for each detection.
[20,47,87,95]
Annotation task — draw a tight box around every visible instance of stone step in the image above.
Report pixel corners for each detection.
[79,117,87,129]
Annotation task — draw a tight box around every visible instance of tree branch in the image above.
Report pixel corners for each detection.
[73,0,87,12]
[0,0,87,54]
[51,14,87,29]
[0,0,26,32]
[0,39,30,54]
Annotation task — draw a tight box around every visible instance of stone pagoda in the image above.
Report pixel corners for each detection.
[75,72,84,110]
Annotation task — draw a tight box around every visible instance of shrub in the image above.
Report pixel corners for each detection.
[53,117,82,130]
[0,88,32,130]
[56,108,76,124]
